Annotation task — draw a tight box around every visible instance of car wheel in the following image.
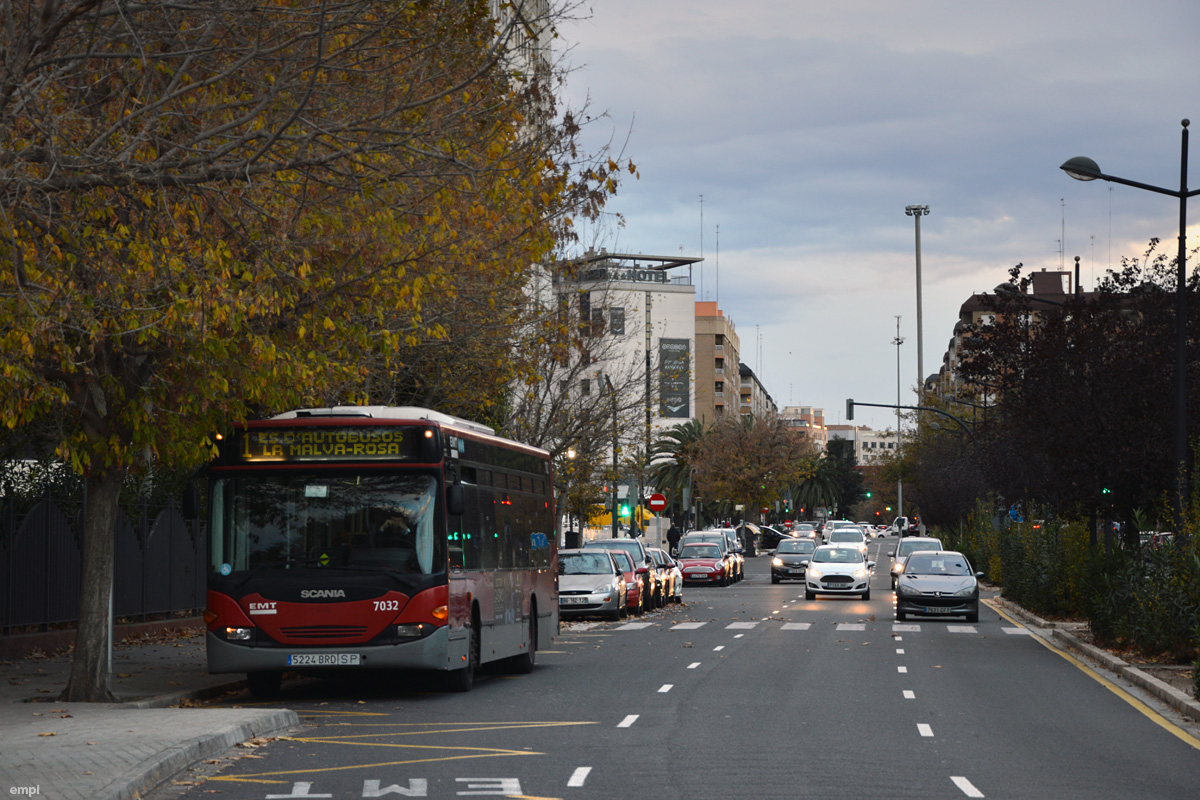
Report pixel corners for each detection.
[891,577,897,590]
[896,609,907,621]
[804,589,815,601]
[771,575,780,584]
[862,587,871,601]
[967,604,979,624]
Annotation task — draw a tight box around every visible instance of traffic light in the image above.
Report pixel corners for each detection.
[866,491,872,498]
[1101,487,1112,495]
[846,398,854,421]
[618,502,631,518]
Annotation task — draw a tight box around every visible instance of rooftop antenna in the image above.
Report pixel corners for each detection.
[715,224,720,306]
[699,194,705,301]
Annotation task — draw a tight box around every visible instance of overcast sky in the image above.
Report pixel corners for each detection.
[557,0,1200,432]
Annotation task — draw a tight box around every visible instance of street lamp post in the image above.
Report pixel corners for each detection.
[893,315,905,519]
[1061,119,1198,532]
[906,205,931,402]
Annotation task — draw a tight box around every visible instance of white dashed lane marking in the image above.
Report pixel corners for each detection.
[658,684,673,693]
[952,776,985,797]
[726,622,759,629]
[948,625,977,634]
[903,690,915,699]
[918,723,934,737]
[1002,626,1032,635]
[616,622,654,630]
[780,622,812,630]
[687,662,701,669]
[896,648,905,654]
[568,768,591,788]
[713,645,725,651]
[898,666,908,673]
[893,624,921,632]
[837,623,866,631]
[617,715,638,728]
[671,622,707,630]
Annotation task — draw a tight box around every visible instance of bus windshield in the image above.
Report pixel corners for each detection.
[210,472,444,576]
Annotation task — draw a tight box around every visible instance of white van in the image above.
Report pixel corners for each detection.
[890,516,909,536]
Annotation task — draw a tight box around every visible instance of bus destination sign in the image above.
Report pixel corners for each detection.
[229,427,426,463]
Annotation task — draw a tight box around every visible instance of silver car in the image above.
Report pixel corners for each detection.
[888,536,943,589]
[558,549,627,621]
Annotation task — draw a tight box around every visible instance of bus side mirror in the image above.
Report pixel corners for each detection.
[446,484,465,516]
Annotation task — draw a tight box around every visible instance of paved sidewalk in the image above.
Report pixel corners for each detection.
[0,623,297,800]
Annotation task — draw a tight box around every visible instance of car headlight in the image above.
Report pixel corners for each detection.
[771,557,783,567]
[807,566,823,580]
[853,568,868,580]
[892,562,905,573]
[951,584,976,597]
[595,581,617,593]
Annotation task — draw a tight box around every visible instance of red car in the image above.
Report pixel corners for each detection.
[678,542,730,586]
[609,550,645,615]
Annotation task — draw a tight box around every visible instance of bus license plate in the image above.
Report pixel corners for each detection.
[287,653,361,666]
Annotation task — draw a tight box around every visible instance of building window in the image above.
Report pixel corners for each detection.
[581,378,591,396]
[610,307,625,335]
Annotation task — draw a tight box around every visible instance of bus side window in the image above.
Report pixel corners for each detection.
[460,485,481,570]
[480,487,499,569]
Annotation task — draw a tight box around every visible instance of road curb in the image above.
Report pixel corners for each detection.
[111,707,299,800]
[992,597,1200,723]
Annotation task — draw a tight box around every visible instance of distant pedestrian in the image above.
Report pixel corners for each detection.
[667,524,681,556]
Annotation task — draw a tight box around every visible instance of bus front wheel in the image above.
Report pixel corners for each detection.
[448,619,480,692]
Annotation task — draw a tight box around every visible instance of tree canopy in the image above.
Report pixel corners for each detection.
[0,0,629,700]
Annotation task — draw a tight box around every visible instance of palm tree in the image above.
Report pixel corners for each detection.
[648,419,708,517]
[793,456,840,519]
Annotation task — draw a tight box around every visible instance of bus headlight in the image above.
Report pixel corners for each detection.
[224,627,252,641]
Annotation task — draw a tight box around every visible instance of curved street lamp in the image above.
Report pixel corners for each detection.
[1061,118,1199,531]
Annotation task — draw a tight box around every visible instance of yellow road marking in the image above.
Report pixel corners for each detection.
[288,721,595,740]
[210,720,595,783]
[209,748,536,783]
[983,598,1200,751]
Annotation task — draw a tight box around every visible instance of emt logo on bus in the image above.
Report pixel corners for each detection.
[230,427,425,463]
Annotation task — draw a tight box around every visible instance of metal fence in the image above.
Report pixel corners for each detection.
[0,493,205,634]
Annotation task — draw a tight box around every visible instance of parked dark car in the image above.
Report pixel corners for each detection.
[757,524,794,550]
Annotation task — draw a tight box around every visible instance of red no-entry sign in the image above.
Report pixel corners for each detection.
[648,493,667,512]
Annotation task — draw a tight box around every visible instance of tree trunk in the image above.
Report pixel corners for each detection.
[60,466,127,702]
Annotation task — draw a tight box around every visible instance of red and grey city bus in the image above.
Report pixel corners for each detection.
[202,406,557,696]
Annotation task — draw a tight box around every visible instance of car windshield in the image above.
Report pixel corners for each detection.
[609,551,634,571]
[559,553,613,575]
[812,547,864,563]
[777,540,815,554]
[898,539,942,557]
[905,553,971,575]
[682,544,721,559]
[830,530,864,543]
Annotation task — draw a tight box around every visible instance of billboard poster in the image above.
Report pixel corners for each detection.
[659,338,691,418]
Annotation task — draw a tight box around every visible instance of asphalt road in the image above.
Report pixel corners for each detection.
[154,538,1200,799]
